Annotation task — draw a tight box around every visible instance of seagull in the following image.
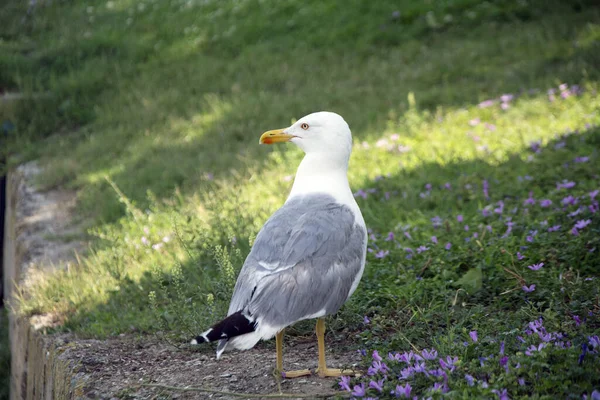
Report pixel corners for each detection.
[191,111,367,378]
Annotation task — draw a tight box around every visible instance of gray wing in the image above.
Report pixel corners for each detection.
[227,193,365,327]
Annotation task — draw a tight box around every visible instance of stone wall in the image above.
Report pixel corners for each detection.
[3,165,84,400]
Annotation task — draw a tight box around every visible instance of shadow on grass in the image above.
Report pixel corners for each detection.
[66,124,600,342]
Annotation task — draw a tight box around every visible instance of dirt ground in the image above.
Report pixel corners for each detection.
[58,333,361,399]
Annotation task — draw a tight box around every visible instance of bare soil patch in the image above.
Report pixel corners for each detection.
[58,333,361,399]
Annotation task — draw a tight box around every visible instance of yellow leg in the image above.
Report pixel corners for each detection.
[276,330,283,371]
[275,330,311,378]
[315,318,359,378]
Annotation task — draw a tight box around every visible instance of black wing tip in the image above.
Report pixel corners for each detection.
[190,336,207,345]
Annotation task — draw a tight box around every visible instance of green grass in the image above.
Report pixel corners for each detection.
[1,0,600,397]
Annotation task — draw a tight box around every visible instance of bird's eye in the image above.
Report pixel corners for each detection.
[300,123,309,130]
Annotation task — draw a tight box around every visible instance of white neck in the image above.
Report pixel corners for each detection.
[288,153,352,204]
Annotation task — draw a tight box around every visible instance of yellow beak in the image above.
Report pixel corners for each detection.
[259,129,294,145]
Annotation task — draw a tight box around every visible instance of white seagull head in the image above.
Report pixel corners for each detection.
[260,111,352,165]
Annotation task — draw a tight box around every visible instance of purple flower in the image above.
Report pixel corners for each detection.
[574,219,591,230]
[367,360,388,376]
[478,99,495,108]
[483,179,490,199]
[422,348,438,360]
[404,231,412,240]
[398,366,414,380]
[445,242,452,250]
[398,351,414,364]
[590,190,599,200]
[530,140,542,153]
[385,232,395,241]
[431,216,442,228]
[351,383,366,397]
[465,374,475,386]
[485,123,497,131]
[431,382,449,393]
[413,361,427,374]
[548,225,561,232]
[525,343,547,356]
[469,331,478,342]
[492,388,509,400]
[540,199,552,207]
[574,156,589,163]
[500,341,505,355]
[469,118,481,126]
[494,201,504,214]
[571,227,579,236]
[457,214,464,222]
[526,235,534,243]
[368,379,384,393]
[431,236,438,244]
[444,182,452,190]
[500,94,514,103]
[562,195,577,206]
[499,356,509,373]
[528,262,544,271]
[518,378,525,386]
[417,245,429,254]
[517,252,525,260]
[372,350,382,362]
[523,192,536,205]
[522,284,536,293]
[439,356,458,371]
[589,335,600,350]
[557,180,576,189]
[392,383,412,398]
[464,225,469,231]
[363,316,370,324]
[354,189,368,199]
[339,376,351,392]
[374,250,389,259]
[573,315,581,326]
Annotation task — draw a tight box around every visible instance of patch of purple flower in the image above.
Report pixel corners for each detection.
[375,250,389,259]
[469,331,478,342]
[574,219,591,230]
[351,383,366,397]
[392,383,412,398]
[492,388,510,400]
[528,262,544,271]
[562,195,577,206]
[548,225,561,232]
[494,200,505,214]
[524,192,536,205]
[354,189,368,199]
[556,180,576,189]
[483,179,490,199]
[522,284,536,293]
[540,199,552,207]
[478,99,495,108]
[421,348,438,360]
[465,374,475,386]
[339,376,351,391]
[368,379,384,392]
[417,245,429,254]
[445,242,452,250]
